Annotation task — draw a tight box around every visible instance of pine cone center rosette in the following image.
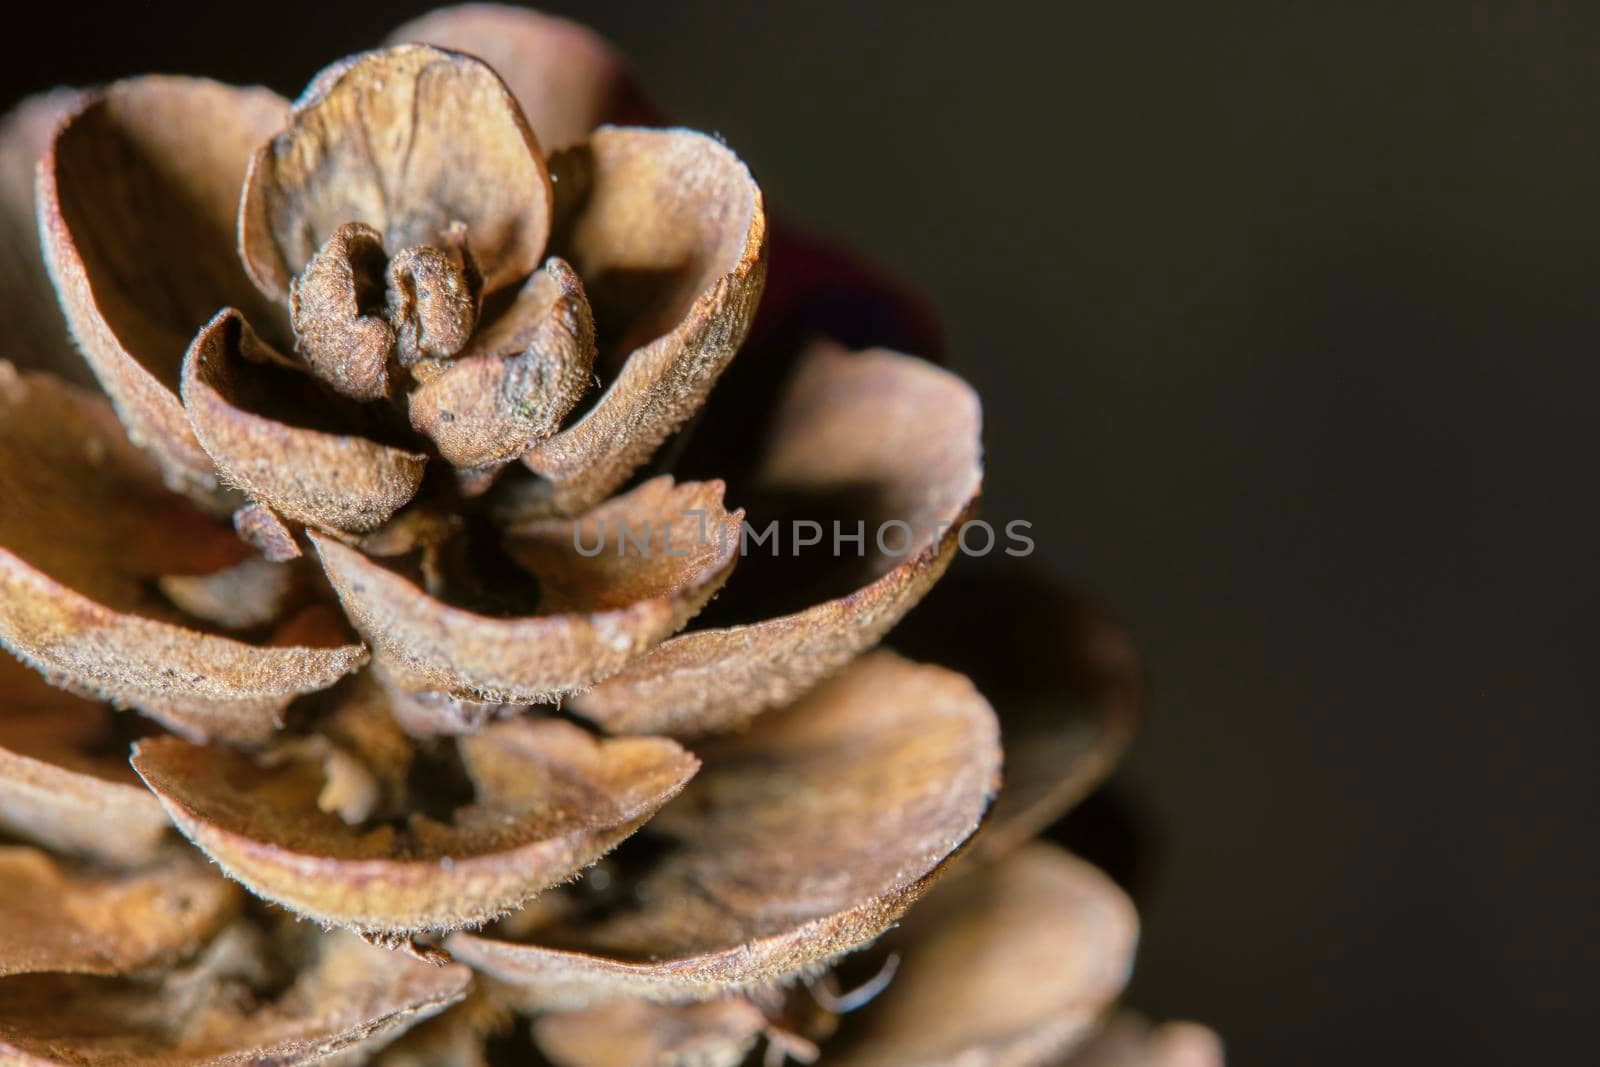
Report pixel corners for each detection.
[0,5,1219,1066]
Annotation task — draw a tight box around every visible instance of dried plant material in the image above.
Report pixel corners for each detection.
[0,364,365,743]
[387,230,484,366]
[535,998,767,1067]
[235,503,302,561]
[312,477,739,704]
[289,222,398,401]
[374,670,520,738]
[269,601,362,651]
[240,44,550,303]
[575,344,982,736]
[979,631,1134,855]
[501,477,742,614]
[449,653,999,1007]
[262,712,398,829]
[1,559,366,744]
[0,362,244,611]
[0,928,471,1065]
[390,4,643,150]
[225,677,405,828]
[357,506,465,560]
[0,10,1218,1061]
[182,309,429,534]
[410,258,597,469]
[315,672,417,812]
[521,127,767,515]
[1058,1015,1224,1067]
[0,565,366,745]
[0,657,170,867]
[892,565,1140,858]
[374,984,513,1067]
[288,217,486,401]
[826,844,1137,1067]
[0,846,238,978]
[0,90,89,386]
[38,76,288,505]
[158,557,300,631]
[131,717,698,937]
[314,743,383,825]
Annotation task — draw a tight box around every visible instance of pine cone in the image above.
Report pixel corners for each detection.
[0,5,1217,1064]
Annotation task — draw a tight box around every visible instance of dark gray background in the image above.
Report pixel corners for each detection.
[6,3,1595,1062]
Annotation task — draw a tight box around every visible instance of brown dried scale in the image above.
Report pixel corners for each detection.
[131,715,698,937]
[373,984,515,1067]
[0,363,365,743]
[313,477,740,705]
[575,342,983,736]
[0,657,171,868]
[181,309,429,534]
[0,926,472,1064]
[234,503,303,561]
[448,652,1000,1007]
[38,76,288,506]
[826,844,1139,1067]
[0,90,88,386]
[520,126,767,515]
[390,4,643,150]
[288,222,400,401]
[410,257,597,469]
[157,556,301,632]
[891,565,1143,859]
[240,45,550,303]
[0,846,239,978]
[534,997,767,1067]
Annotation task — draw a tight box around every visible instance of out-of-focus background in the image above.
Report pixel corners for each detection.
[6,3,1594,1062]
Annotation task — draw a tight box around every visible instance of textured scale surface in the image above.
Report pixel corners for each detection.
[0,5,1216,1065]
